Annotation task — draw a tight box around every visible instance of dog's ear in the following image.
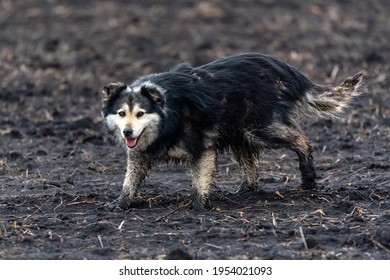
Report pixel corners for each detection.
[102,82,126,101]
[140,84,166,105]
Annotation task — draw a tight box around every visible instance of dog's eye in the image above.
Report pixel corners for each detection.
[118,111,126,117]
[136,111,145,118]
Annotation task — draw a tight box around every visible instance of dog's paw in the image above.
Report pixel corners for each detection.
[236,181,258,194]
[103,194,132,211]
[117,194,133,209]
[300,180,318,190]
[103,199,121,211]
[191,195,211,210]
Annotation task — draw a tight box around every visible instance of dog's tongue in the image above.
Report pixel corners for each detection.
[125,137,138,148]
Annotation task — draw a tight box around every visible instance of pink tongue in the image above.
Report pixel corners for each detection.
[125,137,138,148]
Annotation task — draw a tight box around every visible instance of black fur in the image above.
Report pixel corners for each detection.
[102,53,366,209]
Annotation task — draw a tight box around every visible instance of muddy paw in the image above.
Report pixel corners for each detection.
[236,181,258,195]
[191,195,211,210]
[301,180,318,190]
[103,199,121,211]
[104,194,132,211]
[117,194,133,209]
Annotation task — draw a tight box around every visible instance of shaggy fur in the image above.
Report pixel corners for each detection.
[102,53,367,209]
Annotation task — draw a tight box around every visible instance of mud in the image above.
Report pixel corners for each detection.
[0,0,389,259]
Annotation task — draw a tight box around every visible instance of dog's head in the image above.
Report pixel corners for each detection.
[102,81,166,150]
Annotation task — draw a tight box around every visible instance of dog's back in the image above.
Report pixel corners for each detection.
[168,53,365,154]
[194,54,314,149]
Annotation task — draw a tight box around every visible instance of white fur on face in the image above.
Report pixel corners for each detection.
[105,103,161,149]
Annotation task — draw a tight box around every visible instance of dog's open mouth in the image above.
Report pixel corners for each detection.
[125,130,144,149]
[125,137,138,148]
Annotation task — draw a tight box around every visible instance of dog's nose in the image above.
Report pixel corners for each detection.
[123,128,133,138]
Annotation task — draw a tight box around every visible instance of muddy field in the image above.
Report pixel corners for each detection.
[0,0,389,260]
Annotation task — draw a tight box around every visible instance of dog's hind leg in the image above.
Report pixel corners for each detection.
[283,131,317,189]
[275,127,316,189]
[191,146,217,209]
[233,149,259,192]
[293,138,317,189]
[270,124,317,189]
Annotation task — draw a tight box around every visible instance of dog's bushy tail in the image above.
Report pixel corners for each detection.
[304,71,368,119]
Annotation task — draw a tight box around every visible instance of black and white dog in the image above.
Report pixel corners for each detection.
[102,53,366,209]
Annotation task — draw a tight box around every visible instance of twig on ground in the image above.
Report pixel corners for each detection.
[346,206,357,218]
[98,235,104,248]
[155,201,192,222]
[299,226,309,251]
[54,197,63,213]
[204,242,224,250]
[318,196,333,205]
[339,167,367,182]
[371,239,390,253]
[43,180,63,188]
[378,180,390,187]
[272,213,277,228]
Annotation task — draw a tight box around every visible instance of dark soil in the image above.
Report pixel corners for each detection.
[0,0,389,260]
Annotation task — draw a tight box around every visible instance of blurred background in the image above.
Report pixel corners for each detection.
[1,0,388,96]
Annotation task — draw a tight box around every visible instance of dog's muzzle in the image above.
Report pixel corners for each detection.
[123,128,138,148]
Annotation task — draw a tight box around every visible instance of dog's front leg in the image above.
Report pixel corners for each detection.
[111,151,151,210]
[191,146,217,209]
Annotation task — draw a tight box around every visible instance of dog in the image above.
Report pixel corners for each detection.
[102,53,366,210]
